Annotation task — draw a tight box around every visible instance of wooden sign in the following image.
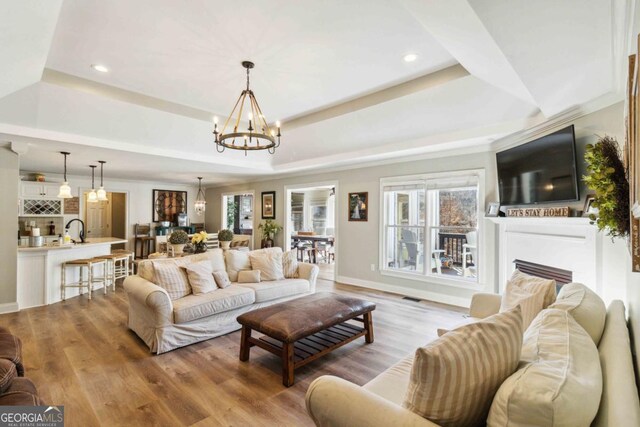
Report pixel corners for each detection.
[506,207,569,217]
[64,197,79,214]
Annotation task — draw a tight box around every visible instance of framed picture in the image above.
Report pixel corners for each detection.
[348,192,368,222]
[485,202,501,217]
[153,189,187,222]
[583,194,598,217]
[262,191,275,219]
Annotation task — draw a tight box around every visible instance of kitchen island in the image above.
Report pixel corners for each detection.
[17,238,127,309]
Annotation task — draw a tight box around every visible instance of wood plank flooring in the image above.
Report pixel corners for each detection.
[0,266,466,427]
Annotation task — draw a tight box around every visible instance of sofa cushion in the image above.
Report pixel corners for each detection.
[282,250,299,278]
[0,377,41,406]
[488,308,602,427]
[364,353,413,405]
[0,359,17,394]
[500,269,556,329]
[0,333,23,376]
[172,286,255,324]
[153,261,191,300]
[403,306,523,427]
[549,282,606,345]
[249,251,284,281]
[238,270,261,283]
[225,250,251,282]
[213,270,231,289]
[182,261,216,295]
[235,279,310,303]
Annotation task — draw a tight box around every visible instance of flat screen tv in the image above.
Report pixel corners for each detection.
[497,125,579,205]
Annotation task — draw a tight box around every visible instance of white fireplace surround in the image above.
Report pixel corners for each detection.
[495,217,600,294]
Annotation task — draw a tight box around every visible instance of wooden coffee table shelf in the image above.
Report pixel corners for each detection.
[237,293,376,387]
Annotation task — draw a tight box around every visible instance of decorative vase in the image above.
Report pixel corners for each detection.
[261,238,274,249]
[220,241,231,250]
[171,243,186,255]
[194,242,207,254]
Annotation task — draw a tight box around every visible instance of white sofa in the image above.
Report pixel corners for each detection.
[306,286,640,427]
[124,248,319,354]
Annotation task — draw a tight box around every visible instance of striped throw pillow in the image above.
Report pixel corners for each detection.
[282,250,299,278]
[403,306,523,427]
[500,269,556,329]
[153,261,191,300]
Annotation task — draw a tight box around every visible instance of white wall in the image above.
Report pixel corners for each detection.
[0,148,19,312]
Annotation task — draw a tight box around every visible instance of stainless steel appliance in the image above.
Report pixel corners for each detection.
[29,236,44,247]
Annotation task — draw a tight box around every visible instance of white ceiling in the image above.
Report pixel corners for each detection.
[0,0,633,185]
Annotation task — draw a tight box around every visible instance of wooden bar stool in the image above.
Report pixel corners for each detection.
[93,253,129,292]
[61,258,107,301]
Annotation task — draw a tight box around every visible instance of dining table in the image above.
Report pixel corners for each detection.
[291,234,335,263]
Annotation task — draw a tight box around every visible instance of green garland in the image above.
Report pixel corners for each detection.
[583,136,629,238]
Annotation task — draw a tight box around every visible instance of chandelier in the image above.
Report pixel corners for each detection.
[194,177,206,215]
[213,61,281,155]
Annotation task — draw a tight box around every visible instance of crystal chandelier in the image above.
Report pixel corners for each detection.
[213,61,281,155]
[57,152,72,198]
[194,177,206,215]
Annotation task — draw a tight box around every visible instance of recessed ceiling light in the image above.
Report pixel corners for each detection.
[91,64,109,73]
[403,54,418,63]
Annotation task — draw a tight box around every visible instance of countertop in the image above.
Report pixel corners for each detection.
[18,237,127,252]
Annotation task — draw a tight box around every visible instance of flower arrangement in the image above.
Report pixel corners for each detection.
[583,135,630,238]
[191,231,208,244]
[168,230,189,244]
[258,220,282,239]
[218,229,234,242]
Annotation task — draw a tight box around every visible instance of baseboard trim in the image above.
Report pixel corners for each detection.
[336,275,471,308]
[0,302,19,314]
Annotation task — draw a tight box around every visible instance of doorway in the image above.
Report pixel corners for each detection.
[84,191,128,249]
[285,182,338,282]
[221,191,254,249]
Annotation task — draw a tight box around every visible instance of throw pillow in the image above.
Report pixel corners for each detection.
[403,306,523,427]
[510,269,557,307]
[282,250,299,278]
[238,270,261,283]
[181,261,216,294]
[153,261,191,300]
[213,270,231,289]
[548,282,606,345]
[225,250,251,282]
[488,308,602,426]
[0,359,16,394]
[500,269,556,330]
[249,251,285,281]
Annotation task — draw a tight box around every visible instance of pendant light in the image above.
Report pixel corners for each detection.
[194,177,206,215]
[97,160,107,201]
[57,152,72,198]
[87,165,98,203]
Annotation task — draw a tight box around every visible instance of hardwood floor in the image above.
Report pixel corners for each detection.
[0,275,466,427]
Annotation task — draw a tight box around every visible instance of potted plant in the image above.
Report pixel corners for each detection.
[168,230,189,255]
[583,135,630,238]
[218,229,234,250]
[258,219,282,248]
[191,231,209,254]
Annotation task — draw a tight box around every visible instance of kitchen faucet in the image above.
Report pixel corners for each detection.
[65,218,86,243]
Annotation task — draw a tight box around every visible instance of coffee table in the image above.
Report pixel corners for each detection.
[236,292,376,386]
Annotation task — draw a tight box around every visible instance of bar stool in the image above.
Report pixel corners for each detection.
[93,253,129,292]
[112,249,135,275]
[61,258,107,301]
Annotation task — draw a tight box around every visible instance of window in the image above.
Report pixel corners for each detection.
[381,171,482,285]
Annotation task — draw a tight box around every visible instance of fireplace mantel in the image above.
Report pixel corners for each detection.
[491,216,599,295]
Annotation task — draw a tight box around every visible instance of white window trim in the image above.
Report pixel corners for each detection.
[378,169,486,288]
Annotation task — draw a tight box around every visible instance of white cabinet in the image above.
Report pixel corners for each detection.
[21,182,60,198]
[19,182,65,215]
